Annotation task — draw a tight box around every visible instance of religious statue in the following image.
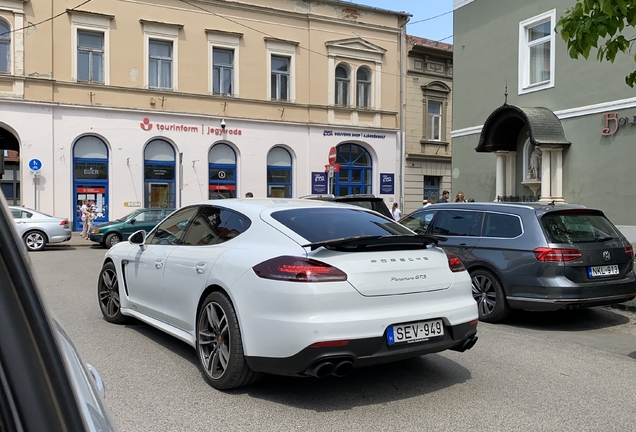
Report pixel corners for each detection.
[528,146,542,180]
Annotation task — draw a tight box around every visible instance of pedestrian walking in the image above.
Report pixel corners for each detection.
[391,202,402,221]
[440,190,450,203]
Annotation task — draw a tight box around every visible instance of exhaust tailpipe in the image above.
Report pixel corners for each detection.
[332,360,354,377]
[451,336,478,352]
[306,362,335,378]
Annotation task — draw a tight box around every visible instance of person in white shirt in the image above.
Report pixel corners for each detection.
[391,202,402,221]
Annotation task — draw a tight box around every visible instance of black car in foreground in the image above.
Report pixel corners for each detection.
[400,202,636,322]
[0,194,117,431]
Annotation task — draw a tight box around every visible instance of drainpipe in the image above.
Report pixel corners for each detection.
[398,17,409,210]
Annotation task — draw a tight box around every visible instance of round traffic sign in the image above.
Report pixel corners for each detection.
[29,159,42,171]
[328,147,337,165]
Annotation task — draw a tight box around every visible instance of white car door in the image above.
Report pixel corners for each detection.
[124,206,199,322]
[162,206,251,332]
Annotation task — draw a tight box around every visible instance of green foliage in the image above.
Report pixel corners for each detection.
[556,0,636,87]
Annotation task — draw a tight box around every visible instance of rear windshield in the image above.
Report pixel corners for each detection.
[271,207,412,243]
[541,211,623,243]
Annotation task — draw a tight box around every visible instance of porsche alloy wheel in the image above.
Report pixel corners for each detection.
[196,292,261,390]
[98,262,127,324]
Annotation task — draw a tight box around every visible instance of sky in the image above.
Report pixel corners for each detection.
[353,0,454,43]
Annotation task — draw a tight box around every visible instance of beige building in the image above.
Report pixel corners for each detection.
[0,0,408,229]
[403,35,453,214]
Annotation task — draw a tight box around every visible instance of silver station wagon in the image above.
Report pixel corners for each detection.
[400,202,636,322]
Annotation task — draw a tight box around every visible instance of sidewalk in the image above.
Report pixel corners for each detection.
[61,232,100,247]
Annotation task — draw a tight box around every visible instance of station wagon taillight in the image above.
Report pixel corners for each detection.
[533,247,582,262]
[445,250,466,272]
[252,256,347,282]
[626,245,634,257]
[60,219,69,226]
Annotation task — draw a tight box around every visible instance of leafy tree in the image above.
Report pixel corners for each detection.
[556,0,636,86]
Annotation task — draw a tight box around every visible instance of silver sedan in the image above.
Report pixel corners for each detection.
[10,206,72,251]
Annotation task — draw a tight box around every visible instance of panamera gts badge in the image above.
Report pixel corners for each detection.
[603,251,611,261]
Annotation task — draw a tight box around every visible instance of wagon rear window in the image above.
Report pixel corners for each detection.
[541,211,622,243]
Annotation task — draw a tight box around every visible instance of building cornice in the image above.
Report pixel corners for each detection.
[205,29,243,38]
[139,19,184,29]
[405,153,451,161]
[65,9,115,20]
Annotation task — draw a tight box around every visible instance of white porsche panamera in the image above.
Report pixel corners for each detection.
[97,199,478,390]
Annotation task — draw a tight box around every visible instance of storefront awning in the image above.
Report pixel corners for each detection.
[475,104,571,153]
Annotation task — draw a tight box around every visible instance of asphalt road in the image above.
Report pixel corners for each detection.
[31,244,636,432]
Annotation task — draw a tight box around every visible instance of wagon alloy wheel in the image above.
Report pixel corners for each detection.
[97,262,127,324]
[470,269,510,323]
[196,292,261,390]
[24,231,45,251]
[198,302,230,380]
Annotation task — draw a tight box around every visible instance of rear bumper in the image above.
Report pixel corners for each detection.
[245,321,478,376]
[50,232,72,243]
[507,273,636,311]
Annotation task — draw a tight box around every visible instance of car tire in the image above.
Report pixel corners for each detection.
[97,262,128,324]
[104,233,121,249]
[470,268,510,323]
[196,291,262,390]
[24,231,46,251]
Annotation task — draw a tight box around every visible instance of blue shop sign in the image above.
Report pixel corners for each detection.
[311,172,328,194]
[380,173,394,194]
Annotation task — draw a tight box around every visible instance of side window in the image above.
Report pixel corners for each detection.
[432,210,481,236]
[401,210,437,234]
[10,209,20,219]
[146,206,199,245]
[182,206,251,246]
[483,213,522,238]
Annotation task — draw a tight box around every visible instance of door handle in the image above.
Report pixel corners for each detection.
[155,259,164,269]
[459,243,469,250]
[195,262,207,274]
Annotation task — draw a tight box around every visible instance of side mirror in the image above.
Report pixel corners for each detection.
[129,229,147,247]
[129,218,136,225]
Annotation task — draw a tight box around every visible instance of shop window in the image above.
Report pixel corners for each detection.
[144,139,176,208]
[267,147,292,198]
[209,143,237,198]
[335,143,372,196]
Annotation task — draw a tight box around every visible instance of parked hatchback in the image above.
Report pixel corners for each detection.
[9,206,72,251]
[399,202,636,322]
[89,208,175,248]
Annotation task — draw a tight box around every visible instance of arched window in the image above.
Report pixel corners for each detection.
[356,67,371,108]
[209,143,237,198]
[0,21,11,74]
[144,139,176,208]
[267,147,292,198]
[334,143,372,196]
[73,135,109,230]
[335,63,350,106]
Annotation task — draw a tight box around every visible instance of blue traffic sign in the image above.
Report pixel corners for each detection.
[28,159,42,171]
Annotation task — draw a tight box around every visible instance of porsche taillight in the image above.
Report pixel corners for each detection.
[252,256,347,282]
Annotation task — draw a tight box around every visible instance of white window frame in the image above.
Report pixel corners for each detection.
[142,21,180,91]
[266,38,296,102]
[518,9,556,95]
[71,13,111,85]
[207,30,241,97]
[0,19,11,74]
[427,100,443,141]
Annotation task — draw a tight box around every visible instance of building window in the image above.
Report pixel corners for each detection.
[519,9,556,94]
[209,143,237,199]
[334,143,372,196]
[149,39,173,90]
[0,21,10,74]
[356,67,371,108]
[77,31,104,83]
[335,64,350,106]
[144,139,176,208]
[427,101,442,141]
[271,55,290,101]
[267,147,292,198]
[213,48,233,95]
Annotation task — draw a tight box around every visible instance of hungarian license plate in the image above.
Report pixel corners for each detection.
[387,319,444,345]
[588,265,619,277]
